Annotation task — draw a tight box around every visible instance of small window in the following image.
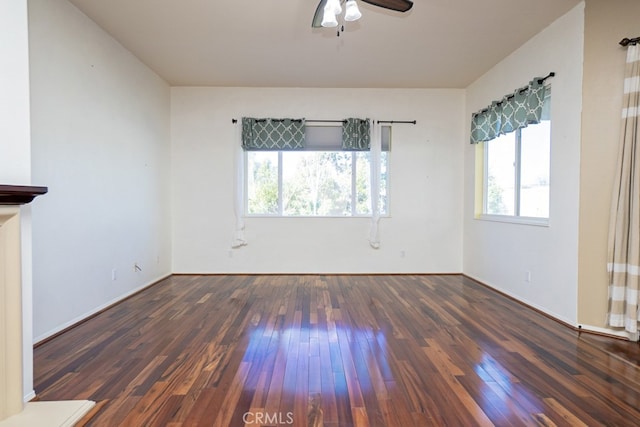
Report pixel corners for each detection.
[483,94,551,220]
[246,126,390,217]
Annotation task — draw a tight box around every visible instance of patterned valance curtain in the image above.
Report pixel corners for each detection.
[342,118,371,150]
[242,117,305,150]
[470,78,548,144]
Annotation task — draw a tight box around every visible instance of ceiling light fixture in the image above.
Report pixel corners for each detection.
[312,0,413,36]
[321,0,362,35]
[344,0,362,21]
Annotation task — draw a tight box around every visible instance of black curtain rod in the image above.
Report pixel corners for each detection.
[232,118,416,124]
[620,37,640,46]
[537,72,555,84]
[477,72,555,114]
[508,72,555,99]
[505,72,555,99]
[231,118,343,124]
[377,120,416,124]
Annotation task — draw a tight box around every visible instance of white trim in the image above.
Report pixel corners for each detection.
[476,214,549,227]
[277,151,283,215]
[514,130,522,215]
[33,274,171,344]
[482,141,489,214]
[578,323,638,341]
[244,214,391,219]
[464,274,574,326]
[22,390,35,403]
[0,400,96,427]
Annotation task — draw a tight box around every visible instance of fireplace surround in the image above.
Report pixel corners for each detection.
[0,185,47,420]
[0,185,94,425]
[0,204,24,420]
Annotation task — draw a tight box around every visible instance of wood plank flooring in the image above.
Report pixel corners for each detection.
[33,275,640,426]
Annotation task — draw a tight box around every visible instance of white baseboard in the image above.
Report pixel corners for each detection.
[0,400,95,427]
[33,273,171,344]
[464,274,576,327]
[577,323,635,340]
[23,390,35,403]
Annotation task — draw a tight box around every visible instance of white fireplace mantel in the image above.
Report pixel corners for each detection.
[0,185,47,420]
[0,185,95,426]
[0,205,24,420]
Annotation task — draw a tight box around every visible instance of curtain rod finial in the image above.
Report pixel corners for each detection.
[619,37,640,46]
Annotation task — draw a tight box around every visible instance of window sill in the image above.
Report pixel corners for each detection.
[476,214,549,227]
[245,215,390,219]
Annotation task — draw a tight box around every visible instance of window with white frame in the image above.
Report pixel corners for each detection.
[246,126,389,216]
[471,79,552,221]
[484,116,551,218]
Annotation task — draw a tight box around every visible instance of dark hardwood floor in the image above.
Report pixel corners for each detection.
[33,275,640,426]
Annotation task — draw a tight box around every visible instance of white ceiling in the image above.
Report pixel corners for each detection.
[66,0,581,88]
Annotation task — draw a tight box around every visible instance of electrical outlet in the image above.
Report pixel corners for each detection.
[111,269,117,281]
[525,271,531,283]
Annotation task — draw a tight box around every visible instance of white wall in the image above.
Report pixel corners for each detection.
[171,87,464,273]
[463,3,584,324]
[1,0,35,404]
[1,0,32,184]
[28,0,172,342]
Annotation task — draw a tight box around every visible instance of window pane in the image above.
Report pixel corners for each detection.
[247,152,279,214]
[486,132,515,215]
[519,120,550,218]
[282,152,351,216]
[246,149,389,217]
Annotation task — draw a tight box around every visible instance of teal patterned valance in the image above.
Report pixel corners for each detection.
[342,118,371,151]
[470,78,548,144]
[242,117,306,150]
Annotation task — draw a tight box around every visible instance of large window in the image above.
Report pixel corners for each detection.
[246,126,389,216]
[483,118,550,219]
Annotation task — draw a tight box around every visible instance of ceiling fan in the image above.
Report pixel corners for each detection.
[312,0,413,29]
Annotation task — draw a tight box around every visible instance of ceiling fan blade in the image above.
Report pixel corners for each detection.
[312,0,328,28]
[360,0,413,12]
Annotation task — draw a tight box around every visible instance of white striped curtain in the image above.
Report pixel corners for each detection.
[369,120,381,249]
[607,44,640,341]
[233,122,247,248]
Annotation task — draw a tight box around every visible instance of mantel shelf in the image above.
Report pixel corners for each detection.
[0,184,48,205]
